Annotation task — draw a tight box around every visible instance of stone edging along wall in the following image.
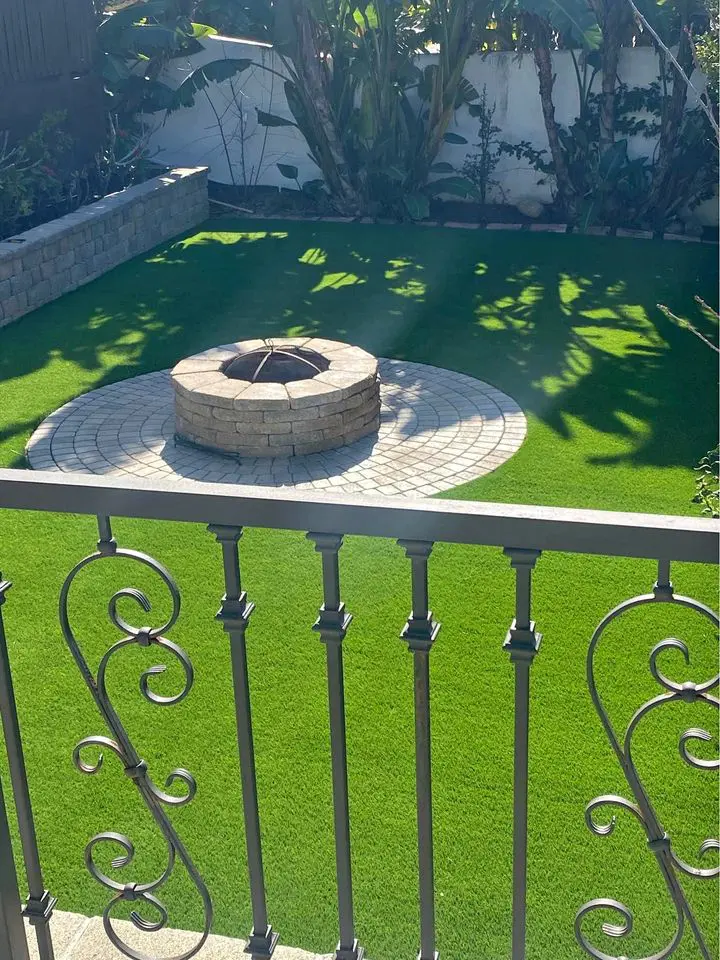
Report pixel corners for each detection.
[224,206,717,243]
[0,167,208,328]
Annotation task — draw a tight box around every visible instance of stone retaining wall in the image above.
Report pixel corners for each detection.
[0,167,208,328]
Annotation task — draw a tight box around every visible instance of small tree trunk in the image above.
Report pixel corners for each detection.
[595,0,627,151]
[528,14,577,220]
[416,0,476,186]
[287,0,362,215]
[645,28,693,230]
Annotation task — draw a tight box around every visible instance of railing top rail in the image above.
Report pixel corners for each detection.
[0,469,717,563]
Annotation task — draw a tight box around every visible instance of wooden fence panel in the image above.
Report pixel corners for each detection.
[0,0,96,84]
[0,0,103,157]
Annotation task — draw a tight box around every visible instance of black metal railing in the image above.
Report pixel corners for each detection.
[0,468,717,960]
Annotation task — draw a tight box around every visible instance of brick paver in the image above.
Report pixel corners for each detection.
[26,360,526,496]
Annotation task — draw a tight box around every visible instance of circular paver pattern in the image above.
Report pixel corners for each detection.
[26,360,526,496]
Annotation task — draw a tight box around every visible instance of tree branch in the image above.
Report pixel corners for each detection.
[625,0,719,141]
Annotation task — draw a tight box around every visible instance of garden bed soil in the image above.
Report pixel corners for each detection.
[207,180,719,241]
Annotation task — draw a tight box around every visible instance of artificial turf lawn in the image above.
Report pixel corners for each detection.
[0,220,717,960]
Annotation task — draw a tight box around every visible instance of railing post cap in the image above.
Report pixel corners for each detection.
[503,546,541,568]
[208,523,244,542]
[307,531,344,552]
[398,539,434,559]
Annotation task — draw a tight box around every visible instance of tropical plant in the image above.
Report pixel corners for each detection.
[694,0,719,103]
[193,0,273,42]
[97,0,244,119]
[587,0,633,150]
[96,0,258,183]
[515,0,602,221]
[496,0,716,230]
[622,0,719,230]
[509,0,717,229]
[194,0,489,217]
[497,64,652,228]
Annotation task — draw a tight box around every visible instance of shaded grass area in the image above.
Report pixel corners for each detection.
[0,221,717,960]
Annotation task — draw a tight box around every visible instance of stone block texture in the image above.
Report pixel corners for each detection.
[171,338,381,458]
[0,168,209,328]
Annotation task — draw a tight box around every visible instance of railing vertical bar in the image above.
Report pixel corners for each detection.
[308,533,363,960]
[209,525,277,959]
[503,548,542,960]
[0,577,55,960]
[413,648,435,960]
[399,540,441,960]
[0,770,30,960]
[654,558,673,599]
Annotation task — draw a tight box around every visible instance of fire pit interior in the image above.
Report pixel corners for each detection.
[171,337,381,458]
[223,344,330,383]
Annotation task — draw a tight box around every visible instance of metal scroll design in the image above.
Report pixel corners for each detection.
[576,565,719,960]
[59,517,212,960]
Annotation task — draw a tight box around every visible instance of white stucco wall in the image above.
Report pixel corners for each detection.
[147,36,714,220]
[147,38,319,190]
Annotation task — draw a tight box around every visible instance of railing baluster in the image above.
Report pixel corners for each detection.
[0,769,30,960]
[399,540,441,960]
[0,576,55,960]
[308,533,363,960]
[209,525,278,959]
[503,548,542,960]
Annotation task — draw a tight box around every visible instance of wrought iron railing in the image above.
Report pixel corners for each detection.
[0,468,717,960]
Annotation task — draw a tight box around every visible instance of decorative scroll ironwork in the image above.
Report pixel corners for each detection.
[576,561,719,960]
[60,516,212,960]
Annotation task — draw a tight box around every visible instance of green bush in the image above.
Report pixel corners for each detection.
[694,446,720,517]
[695,0,719,104]
[0,113,72,237]
[0,112,155,241]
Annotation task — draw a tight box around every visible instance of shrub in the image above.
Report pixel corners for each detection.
[0,112,155,241]
[694,446,720,517]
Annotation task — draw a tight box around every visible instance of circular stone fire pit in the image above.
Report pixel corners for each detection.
[171,337,381,458]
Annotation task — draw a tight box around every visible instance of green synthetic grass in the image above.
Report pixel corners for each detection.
[0,220,717,960]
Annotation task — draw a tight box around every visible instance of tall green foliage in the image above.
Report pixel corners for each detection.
[694,0,719,102]
[102,0,717,225]
[204,0,490,216]
[501,0,717,229]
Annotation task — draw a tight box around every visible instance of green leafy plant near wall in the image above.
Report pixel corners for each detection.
[495,65,717,230]
[0,2,222,241]
[0,112,146,241]
[0,109,160,241]
[130,0,490,219]
[462,85,504,204]
[95,0,718,226]
[694,0,719,102]
[0,114,72,237]
[249,0,489,219]
[97,1,223,128]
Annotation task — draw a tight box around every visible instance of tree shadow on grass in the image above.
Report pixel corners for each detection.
[0,219,717,472]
